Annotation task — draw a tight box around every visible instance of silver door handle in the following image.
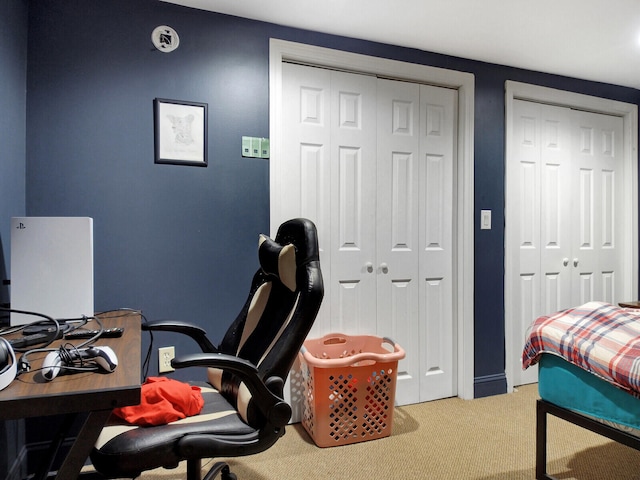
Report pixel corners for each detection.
[563,258,569,267]
[573,258,579,267]
[380,263,389,274]
[365,262,374,273]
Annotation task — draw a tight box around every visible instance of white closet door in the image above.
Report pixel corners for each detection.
[281,63,333,335]
[328,70,379,335]
[508,99,540,387]
[508,100,573,386]
[376,78,422,405]
[507,99,624,387]
[281,63,457,405]
[539,105,573,315]
[571,110,624,304]
[417,84,456,401]
[376,79,457,403]
[282,63,379,337]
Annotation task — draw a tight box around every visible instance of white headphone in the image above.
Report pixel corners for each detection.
[0,337,17,391]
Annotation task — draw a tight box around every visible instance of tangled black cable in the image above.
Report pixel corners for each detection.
[56,343,99,372]
[16,316,102,375]
[0,307,60,351]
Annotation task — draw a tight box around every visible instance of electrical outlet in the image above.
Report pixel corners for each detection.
[158,346,175,373]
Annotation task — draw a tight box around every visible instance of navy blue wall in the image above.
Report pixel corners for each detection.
[0,0,28,475]
[17,0,640,398]
[26,0,270,334]
[0,0,27,307]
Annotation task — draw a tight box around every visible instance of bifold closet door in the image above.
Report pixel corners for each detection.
[281,62,378,337]
[570,109,624,305]
[508,99,624,387]
[281,62,457,404]
[376,79,456,403]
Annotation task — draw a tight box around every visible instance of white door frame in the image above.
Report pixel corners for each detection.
[504,80,639,392]
[269,39,476,400]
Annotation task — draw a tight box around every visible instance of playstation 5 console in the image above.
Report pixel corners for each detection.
[10,217,94,325]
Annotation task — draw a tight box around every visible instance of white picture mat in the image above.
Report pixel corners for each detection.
[157,101,206,162]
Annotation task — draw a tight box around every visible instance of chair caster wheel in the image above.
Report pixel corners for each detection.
[204,462,237,480]
[221,464,237,480]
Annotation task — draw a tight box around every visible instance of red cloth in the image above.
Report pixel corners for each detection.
[113,376,204,426]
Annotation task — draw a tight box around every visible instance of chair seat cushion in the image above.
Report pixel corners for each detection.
[91,384,256,477]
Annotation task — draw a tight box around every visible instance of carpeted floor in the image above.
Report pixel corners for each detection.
[135,384,640,479]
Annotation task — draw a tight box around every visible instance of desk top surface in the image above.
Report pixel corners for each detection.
[0,311,142,419]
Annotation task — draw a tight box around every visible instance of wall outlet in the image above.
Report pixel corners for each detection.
[158,346,175,373]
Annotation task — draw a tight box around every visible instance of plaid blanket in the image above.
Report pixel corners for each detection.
[522,301,640,396]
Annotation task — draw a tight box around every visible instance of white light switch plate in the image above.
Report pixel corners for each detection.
[481,210,492,230]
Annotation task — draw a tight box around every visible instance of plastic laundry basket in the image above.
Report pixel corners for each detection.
[298,333,406,447]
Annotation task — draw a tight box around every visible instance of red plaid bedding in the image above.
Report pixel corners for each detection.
[522,301,640,396]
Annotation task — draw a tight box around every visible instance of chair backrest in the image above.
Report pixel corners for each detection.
[207,218,323,427]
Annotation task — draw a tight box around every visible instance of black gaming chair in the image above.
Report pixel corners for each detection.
[90,218,324,480]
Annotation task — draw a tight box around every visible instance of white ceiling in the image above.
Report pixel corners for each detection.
[163,0,640,90]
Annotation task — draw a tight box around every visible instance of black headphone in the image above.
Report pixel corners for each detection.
[0,338,17,391]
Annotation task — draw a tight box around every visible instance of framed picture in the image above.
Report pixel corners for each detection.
[154,98,208,167]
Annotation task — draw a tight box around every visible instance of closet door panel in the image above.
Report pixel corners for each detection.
[377,78,421,405]
[571,110,624,305]
[330,70,378,335]
[282,63,332,335]
[418,84,456,401]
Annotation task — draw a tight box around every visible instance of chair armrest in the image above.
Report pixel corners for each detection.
[142,320,217,352]
[172,353,291,427]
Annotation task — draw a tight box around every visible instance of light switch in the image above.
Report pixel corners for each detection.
[481,210,492,230]
[241,136,253,157]
[242,136,270,158]
[260,138,270,159]
[250,137,261,157]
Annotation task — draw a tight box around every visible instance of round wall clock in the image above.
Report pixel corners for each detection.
[151,25,180,53]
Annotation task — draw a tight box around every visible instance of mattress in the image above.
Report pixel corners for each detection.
[538,353,640,434]
[523,302,640,396]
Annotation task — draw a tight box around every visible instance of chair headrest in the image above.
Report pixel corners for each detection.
[274,218,319,267]
[258,234,296,292]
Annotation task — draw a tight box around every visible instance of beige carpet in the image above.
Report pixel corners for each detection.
[135,384,640,480]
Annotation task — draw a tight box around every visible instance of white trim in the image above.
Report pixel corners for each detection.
[504,80,639,392]
[269,39,476,400]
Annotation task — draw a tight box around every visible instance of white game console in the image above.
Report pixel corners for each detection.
[10,217,94,325]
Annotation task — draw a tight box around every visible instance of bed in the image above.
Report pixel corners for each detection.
[522,301,640,479]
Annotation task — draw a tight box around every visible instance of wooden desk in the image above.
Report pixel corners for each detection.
[0,310,142,479]
[619,301,640,309]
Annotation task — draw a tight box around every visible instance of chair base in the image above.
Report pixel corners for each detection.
[188,459,237,480]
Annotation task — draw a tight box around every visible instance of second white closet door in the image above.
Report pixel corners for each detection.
[508,99,624,387]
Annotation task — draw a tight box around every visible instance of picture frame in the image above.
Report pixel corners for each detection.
[154,98,208,167]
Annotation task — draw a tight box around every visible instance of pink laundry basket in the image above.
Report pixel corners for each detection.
[298,333,406,447]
